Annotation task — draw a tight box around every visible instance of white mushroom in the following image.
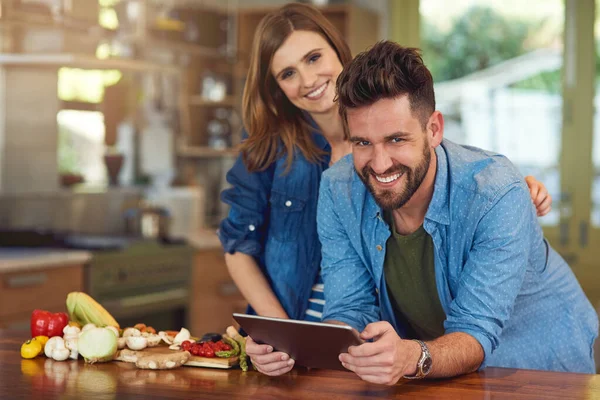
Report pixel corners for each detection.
[63,325,81,360]
[105,326,120,338]
[145,334,162,347]
[81,323,97,332]
[126,336,148,351]
[158,331,174,345]
[122,328,141,338]
[117,337,127,350]
[44,337,71,361]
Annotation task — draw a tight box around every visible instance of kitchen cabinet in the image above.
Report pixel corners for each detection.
[190,248,245,336]
[0,263,84,330]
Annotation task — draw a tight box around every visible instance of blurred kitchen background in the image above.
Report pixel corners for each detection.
[0,0,599,370]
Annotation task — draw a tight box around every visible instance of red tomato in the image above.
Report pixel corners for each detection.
[181,341,192,351]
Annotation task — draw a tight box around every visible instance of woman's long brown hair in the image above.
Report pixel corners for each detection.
[241,3,352,172]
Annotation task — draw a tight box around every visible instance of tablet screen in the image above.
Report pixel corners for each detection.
[233,313,363,371]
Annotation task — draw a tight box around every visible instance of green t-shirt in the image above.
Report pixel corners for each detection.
[383,211,446,341]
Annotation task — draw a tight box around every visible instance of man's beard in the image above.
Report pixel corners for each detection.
[356,143,431,211]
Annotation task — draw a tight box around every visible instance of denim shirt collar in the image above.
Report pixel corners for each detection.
[425,143,450,226]
[350,141,452,225]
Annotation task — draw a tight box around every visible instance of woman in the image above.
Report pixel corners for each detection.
[218,3,551,324]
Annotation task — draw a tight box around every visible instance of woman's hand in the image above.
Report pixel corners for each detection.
[525,176,552,217]
[246,336,295,376]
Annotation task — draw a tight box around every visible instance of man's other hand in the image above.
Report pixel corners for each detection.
[246,336,295,376]
[339,321,421,385]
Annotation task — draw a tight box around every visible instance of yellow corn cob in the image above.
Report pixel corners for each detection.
[66,292,120,328]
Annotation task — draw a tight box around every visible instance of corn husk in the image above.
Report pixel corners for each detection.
[66,292,120,329]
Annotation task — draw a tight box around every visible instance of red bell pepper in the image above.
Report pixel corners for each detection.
[30,309,69,338]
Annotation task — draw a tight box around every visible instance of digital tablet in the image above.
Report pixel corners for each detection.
[233,313,363,371]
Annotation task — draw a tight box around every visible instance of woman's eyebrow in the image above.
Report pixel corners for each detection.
[274,48,323,78]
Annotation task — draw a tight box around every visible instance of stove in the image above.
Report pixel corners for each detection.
[0,230,194,330]
[87,239,194,328]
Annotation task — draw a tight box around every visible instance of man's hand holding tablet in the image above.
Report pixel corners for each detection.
[233,313,363,375]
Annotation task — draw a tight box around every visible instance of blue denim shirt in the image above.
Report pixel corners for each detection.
[219,130,330,320]
[317,139,598,373]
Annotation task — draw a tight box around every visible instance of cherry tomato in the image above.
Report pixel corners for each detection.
[181,341,192,351]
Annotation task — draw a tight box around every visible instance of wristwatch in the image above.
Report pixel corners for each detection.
[403,339,432,379]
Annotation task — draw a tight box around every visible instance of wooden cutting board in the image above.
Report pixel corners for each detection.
[115,345,239,369]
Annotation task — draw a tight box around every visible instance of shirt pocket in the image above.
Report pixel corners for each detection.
[269,190,307,242]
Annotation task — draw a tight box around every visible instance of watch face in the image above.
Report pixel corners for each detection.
[422,356,433,374]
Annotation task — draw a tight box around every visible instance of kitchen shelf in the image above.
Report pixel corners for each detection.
[177,145,238,159]
[146,0,236,16]
[188,95,237,107]
[0,10,105,33]
[0,53,181,73]
[143,37,226,59]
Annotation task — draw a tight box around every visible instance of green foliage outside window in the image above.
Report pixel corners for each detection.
[420,5,582,93]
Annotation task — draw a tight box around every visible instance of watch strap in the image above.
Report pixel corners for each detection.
[403,339,432,380]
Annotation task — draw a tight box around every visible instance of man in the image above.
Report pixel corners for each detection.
[247,41,598,384]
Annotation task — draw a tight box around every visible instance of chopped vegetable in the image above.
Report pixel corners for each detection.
[122,327,141,338]
[145,326,157,334]
[30,310,69,338]
[78,327,118,364]
[125,336,148,351]
[133,323,146,331]
[145,334,162,347]
[173,328,191,345]
[21,338,43,359]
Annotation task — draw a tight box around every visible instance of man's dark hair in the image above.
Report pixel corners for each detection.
[336,41,436,137]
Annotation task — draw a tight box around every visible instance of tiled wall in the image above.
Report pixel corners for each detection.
[0,189,143,235]
[0,66,60,194]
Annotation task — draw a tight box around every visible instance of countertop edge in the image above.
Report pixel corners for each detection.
[0,250,92,273]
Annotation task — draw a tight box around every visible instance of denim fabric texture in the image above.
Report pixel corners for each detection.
[317,139,599,373]
[219,129,330,320]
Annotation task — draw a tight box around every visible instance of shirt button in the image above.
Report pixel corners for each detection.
[376,245,382,251]
[285,200,292,207]
[248,224,256,231]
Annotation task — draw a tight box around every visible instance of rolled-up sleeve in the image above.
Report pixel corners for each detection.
[444,182,533,368]
[317,176,380,332]
[218,142,274,257]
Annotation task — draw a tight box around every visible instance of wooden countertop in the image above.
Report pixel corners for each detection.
[0,248,91,273]
[1,330,598,399]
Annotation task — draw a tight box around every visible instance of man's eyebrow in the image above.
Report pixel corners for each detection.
[349,136,369,142]
[383,132,411,141]
[274,48,323,78]
[349,132,411,142]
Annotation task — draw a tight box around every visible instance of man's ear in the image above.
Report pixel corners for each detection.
[427,111,444,147]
